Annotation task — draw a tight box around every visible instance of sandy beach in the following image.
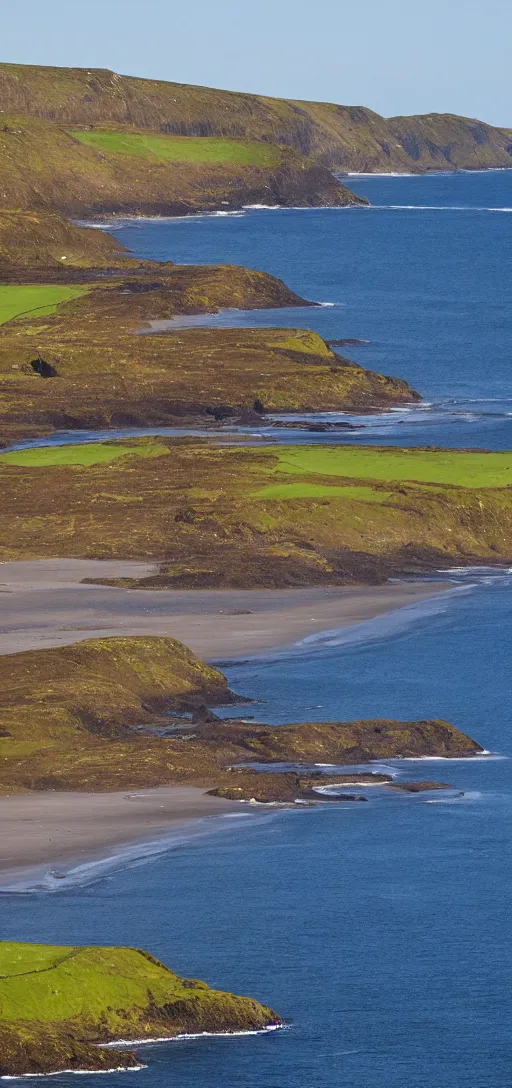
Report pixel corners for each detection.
[0,786,241,881]
[0,558,452,880]
[0,558,450,659]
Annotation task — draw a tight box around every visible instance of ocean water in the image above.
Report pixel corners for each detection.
[102,169,512,451]
[3,176,512,1086]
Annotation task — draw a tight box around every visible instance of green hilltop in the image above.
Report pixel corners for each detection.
[0,940,280,1075]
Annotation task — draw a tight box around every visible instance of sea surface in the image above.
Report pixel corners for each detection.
[3,175,512,1087]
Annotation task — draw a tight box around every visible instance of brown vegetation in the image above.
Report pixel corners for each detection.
[0,635,482,794]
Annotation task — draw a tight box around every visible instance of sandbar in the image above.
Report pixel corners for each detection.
[0,558,450,659]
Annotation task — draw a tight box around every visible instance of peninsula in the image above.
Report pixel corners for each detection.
[0,941,280,1076]
[0,635,483,797]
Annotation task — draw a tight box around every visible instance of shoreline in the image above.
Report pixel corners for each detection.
[0,787,244,885]
[0,558,451,659]
[0,562,456,884]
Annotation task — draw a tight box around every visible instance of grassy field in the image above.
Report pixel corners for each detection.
[273,447,512,488]
[0,285,87,326]
[0,441,169,467]
[0,943,213,1024]
[71,129,281,166]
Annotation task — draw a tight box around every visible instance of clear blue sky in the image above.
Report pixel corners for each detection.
[2,0,510,126]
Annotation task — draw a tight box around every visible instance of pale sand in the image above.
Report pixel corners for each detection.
[0,787,240,879]
[0,558,449,659]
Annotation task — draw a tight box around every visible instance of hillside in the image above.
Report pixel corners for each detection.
[1,63,511,174]
[0,209,131,269]
[0,113,362,217]
[0,941,279,1075]
[0,635,482,793]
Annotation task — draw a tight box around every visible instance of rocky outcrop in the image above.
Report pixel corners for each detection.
[0,636,483,793]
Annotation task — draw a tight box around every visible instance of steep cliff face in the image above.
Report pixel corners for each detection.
[0,63,510,174]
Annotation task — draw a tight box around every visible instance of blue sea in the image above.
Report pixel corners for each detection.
[3,174,512,1087]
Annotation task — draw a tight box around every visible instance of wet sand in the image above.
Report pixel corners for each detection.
[0,558,449,660]
[0,786,240,881]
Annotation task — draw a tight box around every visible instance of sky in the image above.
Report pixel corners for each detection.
[1,0,510,126]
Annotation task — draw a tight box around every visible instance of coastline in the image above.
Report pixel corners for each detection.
[0,563,456,885]
[0,558,451,659]
[0,786,242,885]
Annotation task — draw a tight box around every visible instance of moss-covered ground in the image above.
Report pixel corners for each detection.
[0,272,417,445]
[71,129,282,166]
[1,438,512,585]
[0,285,88,325]
[0,940,279,1074]
[0,635,481,794]
[273,446,512,488]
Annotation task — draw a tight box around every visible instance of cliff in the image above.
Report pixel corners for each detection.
[0,942,280,1075]
[0,63,510,175]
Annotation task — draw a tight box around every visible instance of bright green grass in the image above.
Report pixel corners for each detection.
[0,285,88,326]
[71,129,281,166]
[0,942,202,1025]
[253,482,390,502]
[273,447,512,488]
[0,442,169,467]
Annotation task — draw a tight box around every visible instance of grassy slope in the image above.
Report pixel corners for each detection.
[0,941,279,1075]
[1,63,511,173]
[1,439,512,586]
[0,280,417,444]
[0,635,481,794]
[0,284,88,324]
[0,210,130,270]
[0,441,169,466]
[272,446,512,488]
[71,128,281,165]
[0,113,360,218]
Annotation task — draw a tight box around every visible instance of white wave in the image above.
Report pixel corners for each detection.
[317,301,337,307]
[103,1025,282,1047]
[293,584,466,654]
[344,172,416,177]
[0,811,268,894]
[395,751,500,762]
[370,205,512,212]
[243,203,281,210]
[1,1068,145,1080]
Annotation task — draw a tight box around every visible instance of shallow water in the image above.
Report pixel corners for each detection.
[4,177,512,1086]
